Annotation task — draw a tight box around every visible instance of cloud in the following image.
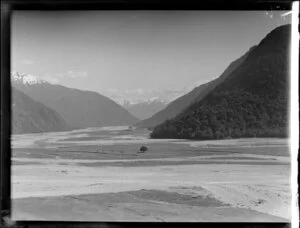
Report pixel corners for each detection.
[107,88,118,93]
[21,59,35,65]
[55,70,88,79]
[42,70,88,84]
[136,88,145,95]
[45,77,60,84]
[42,73,60,84]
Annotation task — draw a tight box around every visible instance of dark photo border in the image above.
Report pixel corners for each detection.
[1,0,295,228]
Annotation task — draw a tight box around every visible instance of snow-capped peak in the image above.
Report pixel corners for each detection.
[11,72,46,85]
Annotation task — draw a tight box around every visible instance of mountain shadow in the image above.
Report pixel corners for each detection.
[12,87,71,134]
[12,78,140,129]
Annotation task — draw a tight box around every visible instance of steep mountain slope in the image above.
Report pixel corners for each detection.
[12,87,71,134]
[12,73,140,128]
[123,99,167,120]
[151,24,290,139]
[135,46,254,129]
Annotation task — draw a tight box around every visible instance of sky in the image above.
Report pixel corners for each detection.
[11,10,291,104]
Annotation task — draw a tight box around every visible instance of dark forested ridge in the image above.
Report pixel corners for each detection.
[12,88,71,134]
[150,24,290,140]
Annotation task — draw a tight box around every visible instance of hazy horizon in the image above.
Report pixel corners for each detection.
[12,10,291,104]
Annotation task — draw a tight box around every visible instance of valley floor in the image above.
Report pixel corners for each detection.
[11,127,291,222]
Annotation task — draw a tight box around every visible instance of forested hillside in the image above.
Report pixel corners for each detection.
[151,24,290,140]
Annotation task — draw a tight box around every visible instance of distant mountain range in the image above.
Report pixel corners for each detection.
[12,87,71,134]
[123,99,167,120]
[11,24,290,138]
[11,72,139,133]
[150,24,290,139]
